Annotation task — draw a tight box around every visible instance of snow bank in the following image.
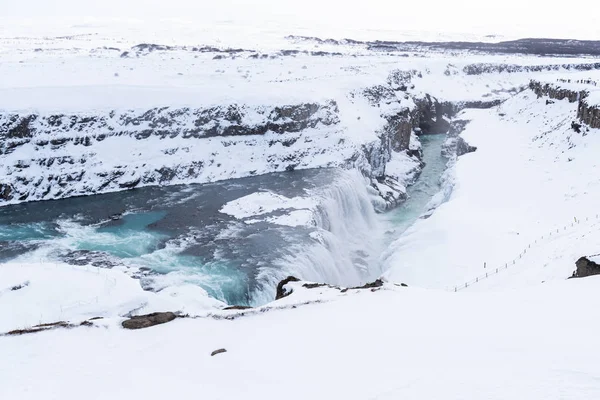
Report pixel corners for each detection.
[220,192,316,220]
[2,277,600,399]
[0,263,224,332]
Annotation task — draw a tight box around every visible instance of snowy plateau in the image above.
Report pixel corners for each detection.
[2,16,600,400]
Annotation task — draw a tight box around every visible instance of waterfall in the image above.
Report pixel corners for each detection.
[250,169,384,305]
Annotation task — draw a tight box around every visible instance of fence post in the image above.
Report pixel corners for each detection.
[496,268,498,273]
[454,287,457,292]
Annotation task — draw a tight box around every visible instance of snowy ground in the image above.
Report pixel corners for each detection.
[2,275,600,399]
[3,17,600,399]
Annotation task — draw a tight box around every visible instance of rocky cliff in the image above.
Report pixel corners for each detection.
[0,69,447,208]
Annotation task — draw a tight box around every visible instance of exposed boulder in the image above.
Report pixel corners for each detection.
[455,137,477,156]
[571,257,600,278]
[211,348,227,357]
[121,312,178,330]
[275,276,300,300]
[0,184,13,201]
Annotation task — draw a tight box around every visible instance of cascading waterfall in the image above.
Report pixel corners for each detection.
[251,169,385,305]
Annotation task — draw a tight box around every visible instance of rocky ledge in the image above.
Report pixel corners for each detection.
[529,80,600,129]
[0,68,457,209]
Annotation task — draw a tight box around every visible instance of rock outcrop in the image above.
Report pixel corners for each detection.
[571,257,600,278]
[529,80,586,103]
[121,312,178,330]
[578,100,600,129]
[275,276,300,300]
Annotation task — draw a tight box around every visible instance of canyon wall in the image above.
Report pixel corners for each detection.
[529,80,600,129]
[0,69,448,208]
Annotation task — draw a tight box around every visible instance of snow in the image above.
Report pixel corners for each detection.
[220,192,316,220]
[221,191,318,227]
[4,15,600,399]
[0,263,224,333]
[2,272,600,399]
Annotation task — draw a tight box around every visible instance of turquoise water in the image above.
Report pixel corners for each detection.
[0,138,450,306]
[0,222,57,241]
[78,212,168,258]
[385,134,448,235]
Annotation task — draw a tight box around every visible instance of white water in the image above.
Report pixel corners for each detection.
[250,170,383,303]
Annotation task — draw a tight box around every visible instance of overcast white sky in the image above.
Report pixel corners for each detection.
[3,0,599,39]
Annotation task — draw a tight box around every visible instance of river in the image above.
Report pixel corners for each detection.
[0,134,448,306]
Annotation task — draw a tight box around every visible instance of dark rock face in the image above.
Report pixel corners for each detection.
[571,257,600,278]
[275,276,300,300]
[529,80,586,103]
[121,312,178,330]
[0,184,13,201]
[0,102,339,148]
[414,95,450,134]
[578,100,600,129]
[455,137,477,156]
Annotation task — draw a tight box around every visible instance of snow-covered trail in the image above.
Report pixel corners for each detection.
[2,278,600,400]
